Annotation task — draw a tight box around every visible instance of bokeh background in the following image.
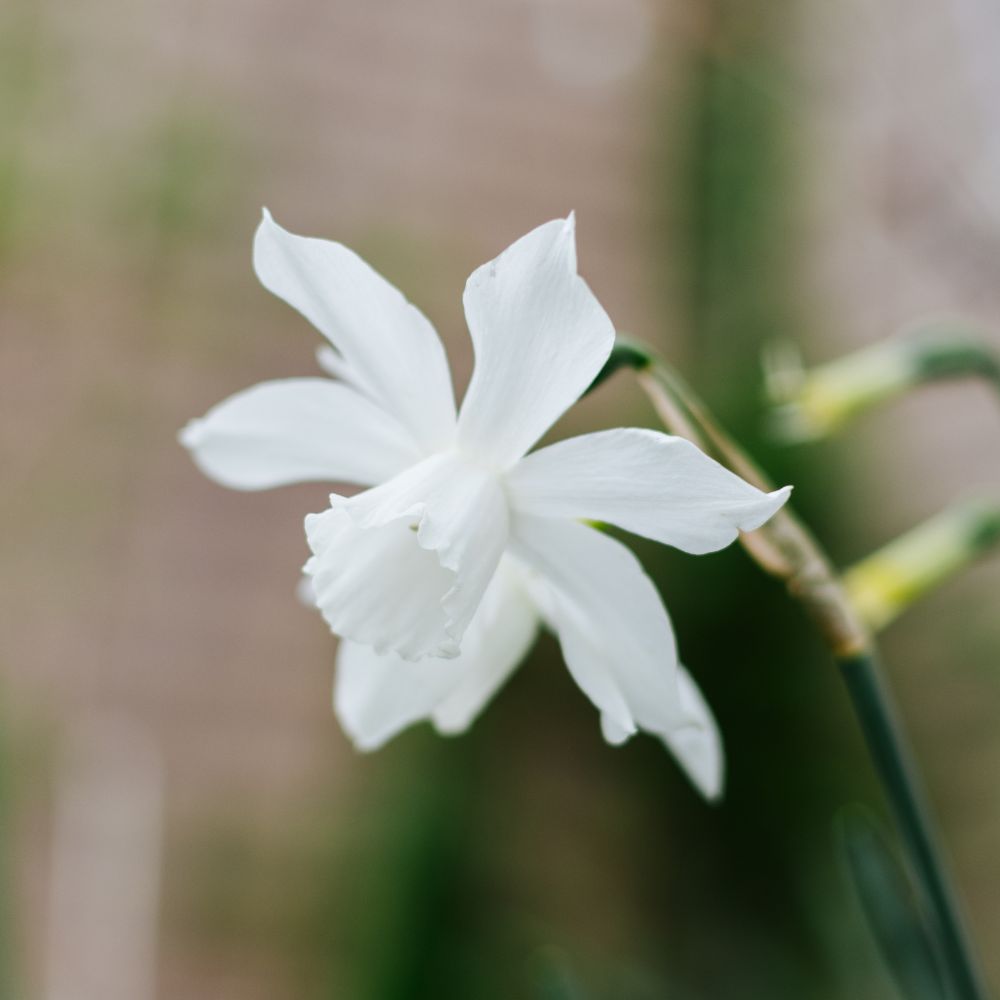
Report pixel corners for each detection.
[2,0,999,997]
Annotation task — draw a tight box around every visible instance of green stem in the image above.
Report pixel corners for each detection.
[610,345,992,999]
[838,652,988,1000]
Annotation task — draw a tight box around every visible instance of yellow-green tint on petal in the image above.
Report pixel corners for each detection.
[843,500,1000,632]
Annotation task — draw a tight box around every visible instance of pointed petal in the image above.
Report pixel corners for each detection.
[512,515,725,797]
[305,452,508,660]
[600,713,632,745]
[510,514,688,739]
[334,560,539,749]
[601,670,723,800]
[456,216,615,467]
[179,378,423,490]
[254,211,456,452]
[664,668,724,802]
[508,428,791,555]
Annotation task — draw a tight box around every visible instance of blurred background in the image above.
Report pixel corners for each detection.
[2,0,1000,997]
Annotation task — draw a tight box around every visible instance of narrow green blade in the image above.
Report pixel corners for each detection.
[530,948,589,1000]
[838,805,948,1000]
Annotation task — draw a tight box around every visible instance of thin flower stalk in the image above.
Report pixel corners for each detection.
[601,340,989,1000]
[628,351,868,657]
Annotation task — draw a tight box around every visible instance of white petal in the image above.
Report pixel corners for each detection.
[600,713,632,745]
[334,560,539,749]
[179,378,423,490]
[304,452,508,659]
[254,211,457,453]
[508,428,791,555]
[315,344,352,381]
[296,573,316,608]
[663,667,724,802]
[456,215,615,467]
[431,561,538,735]
[510,514,689,740]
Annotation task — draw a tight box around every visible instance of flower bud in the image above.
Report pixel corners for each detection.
[764,328,999,442]
[843,500,1000,631]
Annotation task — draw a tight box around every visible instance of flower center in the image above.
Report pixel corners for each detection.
[304,451,510,660]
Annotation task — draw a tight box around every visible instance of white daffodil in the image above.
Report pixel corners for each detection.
[182,211,791,800]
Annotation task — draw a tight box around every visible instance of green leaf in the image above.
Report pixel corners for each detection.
[837,805,948,1000]
[530,948,589,1000]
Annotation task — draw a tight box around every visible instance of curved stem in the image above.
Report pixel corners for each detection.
[626,350,990,1000]
[636,366,869,657]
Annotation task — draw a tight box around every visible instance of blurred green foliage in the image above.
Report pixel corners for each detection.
[314,738,486,1000]
[0,0,44,259]
[641,3,868,995]
[117,109,247,297]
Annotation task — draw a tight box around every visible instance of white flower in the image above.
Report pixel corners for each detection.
[181,211,791,800]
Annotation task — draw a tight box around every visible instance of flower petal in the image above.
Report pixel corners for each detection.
[456,216,615,467]
[662,666,724,802]
[599,666,722,800]
[254,211,457,453]
[334,560,539,749]
[179,378,423,490]
[508,428,791,555]
[304,452,509,659]
[510,514,691,740]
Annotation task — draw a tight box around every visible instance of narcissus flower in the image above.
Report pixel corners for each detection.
[182,211,791,799]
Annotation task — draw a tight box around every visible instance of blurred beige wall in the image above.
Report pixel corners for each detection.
[1,1,684,996]
[2,0,1000,996]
